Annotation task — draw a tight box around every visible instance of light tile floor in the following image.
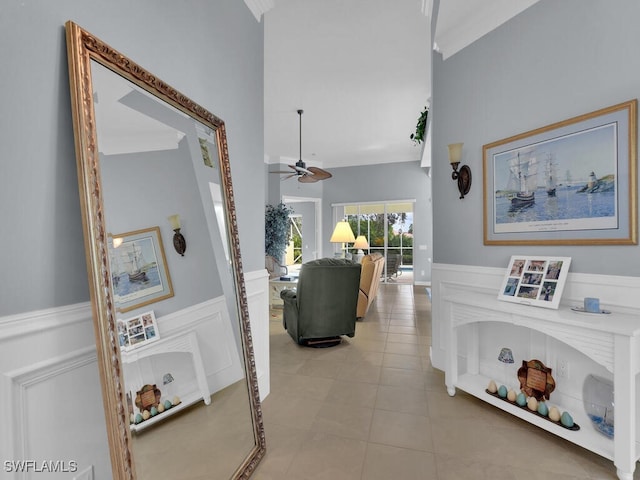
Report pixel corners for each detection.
[253,284,637,480]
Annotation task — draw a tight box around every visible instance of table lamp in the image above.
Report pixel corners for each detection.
[330,220,355,258]
[498,347,514,387]
[352,235,369,263]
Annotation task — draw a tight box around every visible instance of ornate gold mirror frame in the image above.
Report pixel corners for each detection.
[65,21,265,479]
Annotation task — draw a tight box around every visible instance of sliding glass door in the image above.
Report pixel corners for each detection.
[334,201,414,282]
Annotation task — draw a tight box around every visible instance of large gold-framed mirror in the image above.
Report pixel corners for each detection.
[65,21,265,479]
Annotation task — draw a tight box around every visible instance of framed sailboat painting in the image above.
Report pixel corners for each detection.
[483,99,637,245]
[108,226,174,312]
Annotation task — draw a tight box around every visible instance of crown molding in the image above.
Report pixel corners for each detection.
[244,0,275,21]
[435,0,540,60]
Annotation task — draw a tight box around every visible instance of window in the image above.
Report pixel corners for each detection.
[333,201,414,281]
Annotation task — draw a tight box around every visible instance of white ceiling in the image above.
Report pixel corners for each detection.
[260,0,540,170]
[264,0,430,169]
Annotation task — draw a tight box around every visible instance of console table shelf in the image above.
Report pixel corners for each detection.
[121,330,212,433]
[443,292,640,480]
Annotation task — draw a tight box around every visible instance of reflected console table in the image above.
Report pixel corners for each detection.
[442,292,640,480]
[121,329,211,432]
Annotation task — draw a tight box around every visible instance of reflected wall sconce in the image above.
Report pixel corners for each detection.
[330,220,356,258]
[448,142,471,199]
[168,214,186,256]
[112,236,123,249]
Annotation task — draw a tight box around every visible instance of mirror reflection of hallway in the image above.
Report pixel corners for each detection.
[282,196,323,265]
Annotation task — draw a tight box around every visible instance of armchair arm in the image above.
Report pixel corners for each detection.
[280,288,300,340]
[280,288,297,302]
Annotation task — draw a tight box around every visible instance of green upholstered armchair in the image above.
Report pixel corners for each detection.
[280,258,361,346]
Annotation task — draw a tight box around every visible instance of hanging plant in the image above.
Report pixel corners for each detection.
[265,202,294,259]
[410,106,429,145]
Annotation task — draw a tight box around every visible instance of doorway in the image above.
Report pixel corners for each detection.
[282,196,323,266]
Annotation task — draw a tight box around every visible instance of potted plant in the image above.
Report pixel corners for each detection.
[265,202,293,261]
[410,105,429,145]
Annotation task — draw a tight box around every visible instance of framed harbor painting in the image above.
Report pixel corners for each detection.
[483,100,637,245]
[108,226,174,312]
[498,256,571,310]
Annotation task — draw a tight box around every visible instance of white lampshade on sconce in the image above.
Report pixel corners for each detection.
[168,214,186,256]
[448,142,472,199]
[330,220,355,258]
[111,236,123,249]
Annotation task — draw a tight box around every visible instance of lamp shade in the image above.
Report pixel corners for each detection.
[168,214,181,230]
[498,347,514,364]
[353,235,369,250]
[330,221,356,243]
[448,143,463,164]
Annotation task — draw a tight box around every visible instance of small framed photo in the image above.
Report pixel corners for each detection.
[498,256,571,309]
[117,311,160,350]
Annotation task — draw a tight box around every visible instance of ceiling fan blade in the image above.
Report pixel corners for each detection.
[281,173,298,181]
[298,174,319,183]
[307,166,332,180]
[270,170,296,174]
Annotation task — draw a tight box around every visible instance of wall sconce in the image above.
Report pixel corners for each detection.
[330,220,356,258]
[168,214,186,256]
[448,142,472,199]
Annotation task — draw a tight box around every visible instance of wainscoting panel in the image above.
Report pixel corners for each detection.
[244,269,270,400]
[0,267,270,479]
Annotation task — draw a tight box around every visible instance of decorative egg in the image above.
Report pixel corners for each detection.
[142,409,151,420]
[172,395,181,405]
[134,413,143,424]
[130,413,135,424]
[498,385,508,398]
[150,406,158,416]
[157,402,165,413]
[537,402,549,417]
[487,380,498,393]
[507,389,517,402]
[549,406,561,422]
[164,400,173,410]
[527,396,538,411]
[561,411,574,428]
[516,392,527,407]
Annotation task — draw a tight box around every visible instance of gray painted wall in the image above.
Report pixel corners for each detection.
[101,143,223,317]
[432,0,640,275]
[0,0,264,316]
[321,161,433,283]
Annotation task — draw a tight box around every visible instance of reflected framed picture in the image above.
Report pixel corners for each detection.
[117,311,160,351]
[498,256,571,309]
[483,100,637,245]
[108,226,174,312]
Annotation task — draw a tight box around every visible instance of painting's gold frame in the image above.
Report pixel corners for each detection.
[483,99,637,245]
[110,226,174,313]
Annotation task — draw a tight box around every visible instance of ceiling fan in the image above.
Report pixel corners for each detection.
[272,109,332,183]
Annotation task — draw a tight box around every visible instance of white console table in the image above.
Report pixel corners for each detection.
[443,292,640,480]
[121,329,211,432]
